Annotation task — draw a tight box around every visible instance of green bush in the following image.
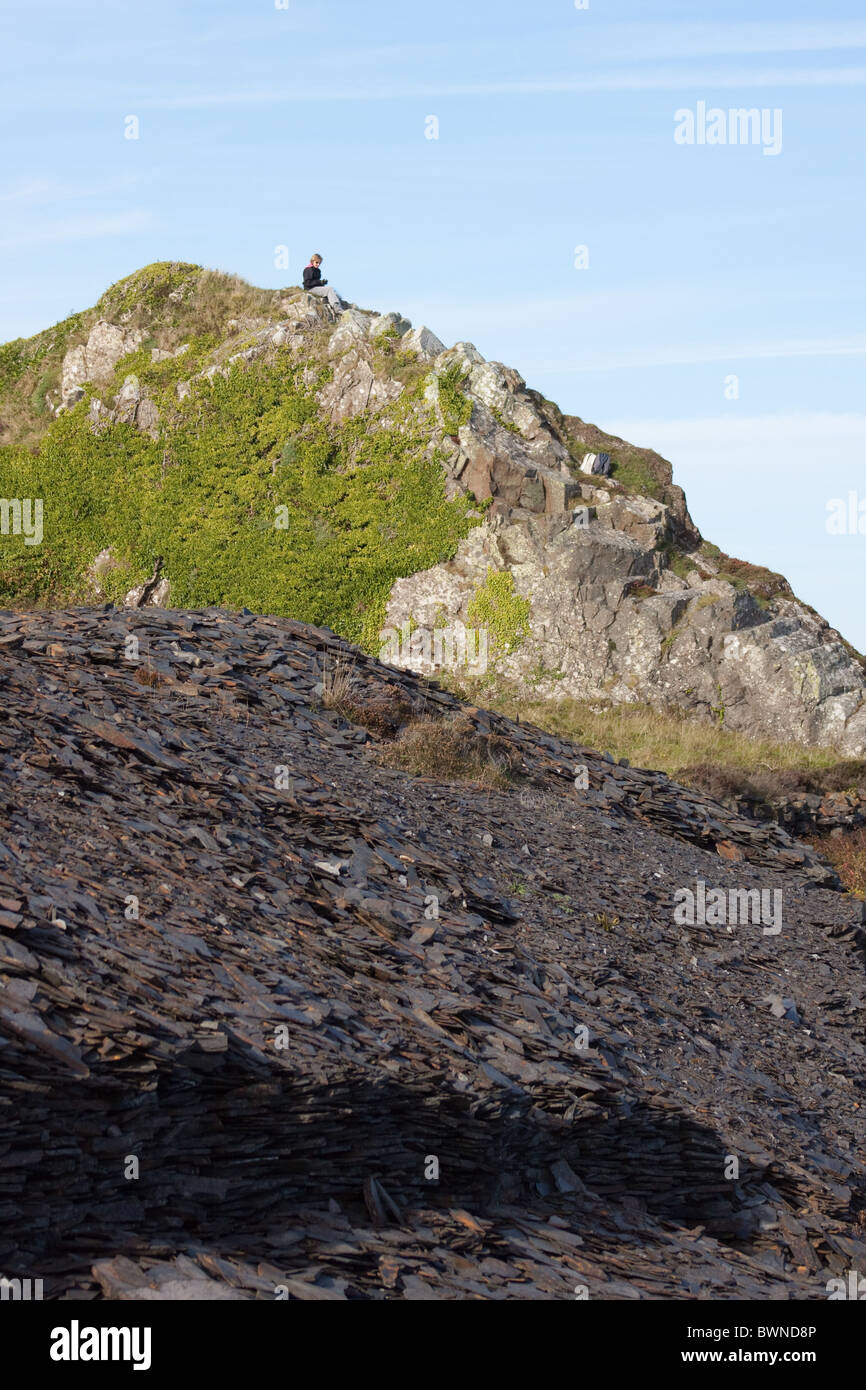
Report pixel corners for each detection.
[437,363,473,435]
[467,568,531,656]
[0,349,479,650]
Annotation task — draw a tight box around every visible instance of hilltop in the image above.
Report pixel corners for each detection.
[1,260,865,756]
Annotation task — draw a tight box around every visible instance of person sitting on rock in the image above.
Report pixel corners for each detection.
[303,254,344,310]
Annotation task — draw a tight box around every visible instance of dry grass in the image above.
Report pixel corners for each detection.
[319,662,418,738]
[456,686,844,784]
[377,714,518,788]
[679,759,866,807]
[340,685,415,738]
[133,663,171,689]
[209,686,252,725]
[156,271,284,348]
[808,828,866,899]
[100,265,287,349]
[320,657,360,713]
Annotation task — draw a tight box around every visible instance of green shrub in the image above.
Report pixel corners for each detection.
[437,363,473,435]
[467,568,531,656]
[0,350,479,650]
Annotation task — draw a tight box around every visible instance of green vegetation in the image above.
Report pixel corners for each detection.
[0,346,478,650]
[656,539,697,580]
[609,448,667,501]
[660,619,686,655]
[699,541,792,608]
[0,262,293,450]
[467,568,531,656]
[491,406,521,435]
[436,363,473,435]
[371,336,427,390]
[0,310,89,447]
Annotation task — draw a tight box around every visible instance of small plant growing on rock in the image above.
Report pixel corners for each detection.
[436,363,473,435]
[467,569,531,658]
[594,911,620,932]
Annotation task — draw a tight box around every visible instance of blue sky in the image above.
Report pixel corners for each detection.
[2,0,865,646]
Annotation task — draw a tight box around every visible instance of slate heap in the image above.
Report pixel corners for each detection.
[0,606,864,1299]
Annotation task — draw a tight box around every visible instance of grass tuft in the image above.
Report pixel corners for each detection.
[378,714,517,787]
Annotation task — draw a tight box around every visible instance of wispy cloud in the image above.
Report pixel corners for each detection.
[135,66,866,110]
[524,335,866,374]
[0,174,142,206]
[0,210,151,252]
[586,21,866,62]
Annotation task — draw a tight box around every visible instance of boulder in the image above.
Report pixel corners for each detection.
[124,575,170,609]
[402,324,445,362]
[111,375,160,439]
[60,320,145,407]
[317,349,404,423]
[368,312,411,340]
[85,547,122,596]
[328,310,375,357]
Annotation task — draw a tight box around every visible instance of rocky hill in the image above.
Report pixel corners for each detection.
[1,605,865,1299]
[1,261,865,756]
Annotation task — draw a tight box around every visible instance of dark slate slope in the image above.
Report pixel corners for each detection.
[0,606,864,1300]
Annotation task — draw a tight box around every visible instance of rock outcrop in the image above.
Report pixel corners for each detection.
[60,319,145,409]
[4,264,865,754]
[386,509,866,755]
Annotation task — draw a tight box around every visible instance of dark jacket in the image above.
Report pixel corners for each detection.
[303,264,327,291]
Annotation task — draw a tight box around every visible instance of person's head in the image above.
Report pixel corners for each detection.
[310,253,323,267]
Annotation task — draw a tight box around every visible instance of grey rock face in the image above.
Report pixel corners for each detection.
[376,321,866,753]
[385,498,866,754]
[276,296,866,755]
[402,324,445,361]
[318,348,404,423]
[110,374,160,439]
[368,311,411,339]
[84,547,121,597]
[60,320,145,408]
[124,575,170,609]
